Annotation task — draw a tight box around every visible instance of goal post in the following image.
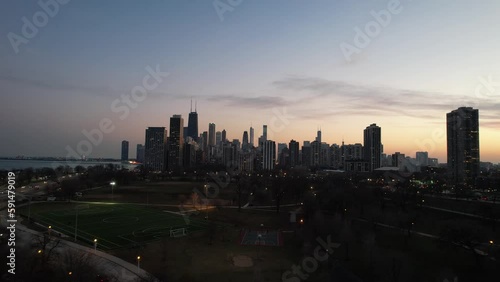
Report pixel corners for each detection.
[169,227,187,238]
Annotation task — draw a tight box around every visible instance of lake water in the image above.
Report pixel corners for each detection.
[0,159,138,171]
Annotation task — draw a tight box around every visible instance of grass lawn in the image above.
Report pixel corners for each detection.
[19,202,209,250]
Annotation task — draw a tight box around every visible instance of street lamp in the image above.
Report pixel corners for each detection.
[48,225,52,236]
[204,184,209,219]
[110,181,116,202]
[94,239,98,251]
[28,196,32,222]
[137,256,141,271]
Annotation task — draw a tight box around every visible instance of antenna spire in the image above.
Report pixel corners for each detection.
[190,98,192,112]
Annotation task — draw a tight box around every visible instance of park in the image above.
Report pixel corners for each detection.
[2,166,495,282]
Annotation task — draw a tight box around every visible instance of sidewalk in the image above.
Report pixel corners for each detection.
[16,224,157,281]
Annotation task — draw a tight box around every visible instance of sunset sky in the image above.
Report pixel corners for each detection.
[1,0,500,163]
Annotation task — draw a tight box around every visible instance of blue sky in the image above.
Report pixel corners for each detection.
[1,0,500,162]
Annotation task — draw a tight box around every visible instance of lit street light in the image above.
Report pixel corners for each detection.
[137,256,141,271]
[94,239,98,251]
[110,181,116,202]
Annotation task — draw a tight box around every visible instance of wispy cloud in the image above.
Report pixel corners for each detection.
[0,74,174,100]
[271,75,500,125]
[0,74,118,97]
[203,94,290,109]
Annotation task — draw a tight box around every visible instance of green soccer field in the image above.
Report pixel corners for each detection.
[19,202,209,250]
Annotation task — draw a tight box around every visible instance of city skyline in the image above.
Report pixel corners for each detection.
[0,105,493,164]
[1,1,500,162]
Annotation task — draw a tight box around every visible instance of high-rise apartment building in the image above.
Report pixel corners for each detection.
[208,123,216,146]
[447,107,479,188]
[262,140,276,170]
[121,140,129,161]
[144,127,167,171]
[168,115,184,171]
[221,129,227,143]
[136,144,145,163]
[416,151,429,167]
[363,123,382,171]
[289,140,299,167]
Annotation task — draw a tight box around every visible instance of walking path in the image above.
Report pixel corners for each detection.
[16,223,157,281]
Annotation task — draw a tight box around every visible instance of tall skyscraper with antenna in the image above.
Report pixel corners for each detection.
[187,100,198,142]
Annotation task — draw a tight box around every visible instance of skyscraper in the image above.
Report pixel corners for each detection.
[208,123,216,146]
[242,131,249,151]
[263,125,268,141]
[363,123,382,171]
[121,140,129,161]
[136,144,145,163]
[302,143,312,167]
[311,141,321,166]
[277,143,287,155]
[391,152,405,168]
[187,100,198,142]
[221,129,227,143]
[316,129,321,143]
[289,140,299,167]
[416,151,429,167]
[216,131,222,146]
[249,126,254,147]
[262,140,276,170]
[145,127,167,171]
[168,115,184,171]
[201,131,208,149]
[447,107,480,188]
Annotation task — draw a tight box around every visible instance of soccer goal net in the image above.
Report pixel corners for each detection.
[170,227,187,238]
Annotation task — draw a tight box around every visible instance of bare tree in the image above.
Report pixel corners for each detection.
[56,249,101,282]
[32,233,61,268]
